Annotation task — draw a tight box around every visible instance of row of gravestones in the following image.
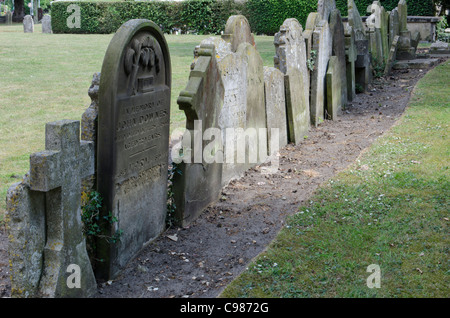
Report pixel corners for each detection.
[6,0,412,298]
[23,14,52,34]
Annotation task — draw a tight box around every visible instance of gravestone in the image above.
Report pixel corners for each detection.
[430,41,450,54]
[389,9,400,48]
[6,11,12,25]
[310,19,332,126]
[222,15,256,52]
[263,66,287,155]
[380,7,390,63]
[396,0,416,60]
[384,35,400,75]
[7,120,97,298]
[355,39,371,92]
[326,56,342,120]
[344,25,357,101]
[329,9,347,110]
[96,19,171,280]
[81,72,101,193]
[274,18,310,144]
[367,5,383,64]
[303,12,319,58]
[42,14,52,34]
[317,0,336,22]
[173,43,224,227]
[348,0,366,41]
[23,15,34,33]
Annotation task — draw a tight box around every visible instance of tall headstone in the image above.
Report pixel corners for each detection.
[348,0,366,41]
[7,120,97,298]
[317,0,336,22]
[23,15,34,33]
[389,9,400,48]
[329,9,347,110]
[396,0,416,60]
[173,43,224,227]
[42,14,52,34]
[344,25,357,101]
[303,12,319,58]
[204,16,267,186]
[326,56,342,120]
[263,66,287,154]
[367,3,383,64]
[96,19,171,280]
[380,7,390,63]
[221,15,256,52]
[274,18,310,144]
[310,19,332,126]
[6,11,12,25]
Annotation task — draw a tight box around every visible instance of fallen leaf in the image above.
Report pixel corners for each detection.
[167,234,178,242]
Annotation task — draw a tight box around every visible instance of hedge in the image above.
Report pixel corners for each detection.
[51,0,436,35]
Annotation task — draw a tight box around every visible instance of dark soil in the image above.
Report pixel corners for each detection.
[0,57,446,299]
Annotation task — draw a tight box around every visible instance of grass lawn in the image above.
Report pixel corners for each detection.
[0,23,275,221]
[221,60,450,298]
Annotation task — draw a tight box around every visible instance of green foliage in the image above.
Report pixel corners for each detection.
[81,191,123,263]
[437,16,450,42]
[307,50,317,72]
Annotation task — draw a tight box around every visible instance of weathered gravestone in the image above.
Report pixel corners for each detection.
[6,120,97,298]
[303,12,319,58]
[42,14,52,34]
[344,25,357,101]
[263,66,287,155]
[96,19,171,280]
[366,2,384,64]
[329,9,347,111]
[172,43,224,227]
[389,9,400,48]
[310,19,332,126]
[23,14,34,33]
[6,11,12,25]
[396,0,416,60]
[274,18,310,144]
[380,6,390,64]
[202,16,267,187]
[221,15,256,53]
[384,35,400,75]
[348,0,366,41]
[317,0,336,22]
[326,56,342,120]
[430,41,450,55]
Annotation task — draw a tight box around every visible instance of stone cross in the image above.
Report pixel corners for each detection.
[29,120,97,297]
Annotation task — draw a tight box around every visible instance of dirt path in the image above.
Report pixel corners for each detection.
[0,59,446,298]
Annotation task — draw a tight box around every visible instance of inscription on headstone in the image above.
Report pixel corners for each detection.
[96,19,171,280]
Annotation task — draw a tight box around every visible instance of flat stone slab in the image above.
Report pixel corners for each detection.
[393,58,439,70]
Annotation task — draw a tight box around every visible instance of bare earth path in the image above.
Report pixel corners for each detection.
[0,60,446,298]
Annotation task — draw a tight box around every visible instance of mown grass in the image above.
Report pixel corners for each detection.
[221,60,450,298]
[0,23,275,221]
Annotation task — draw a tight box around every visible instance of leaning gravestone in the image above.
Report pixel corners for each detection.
[96,19,171,280]
[389,9,400,48]
[326,56,342,120]
[42,14,52,34]
[310,19,332,126]
[263,66,287,155]
[329,9,347,110]
[384,35,400,75]
[173,43,225,227]
[274,18,310,144]
[344,25,357,101]
[7,120,97,298]
[348,0,366,41]
[317,0,336,22]
[23,15,34,33]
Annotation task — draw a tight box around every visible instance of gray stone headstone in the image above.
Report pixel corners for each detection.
[317,0,336,22]
[310,19,332,126]
[274,18,310,144]
[96,19,171,280]
[326,56,342,120]
[384,35,400,75]
[173,43,224,227]
[6,174,45,298]
[28,120,97,298]
[222,15,256,53]
[430,41,450,54]
[303,12,319,59]
[23,15,34,33]
[42,14,52,34]
[6,11,12,25]
[389,9,400,48]
[354,38,372,91]
[329,9,347,110]
[348,0,366,41]
[398,0,408,32]
[263,66,288,154]
[345,25,357,101]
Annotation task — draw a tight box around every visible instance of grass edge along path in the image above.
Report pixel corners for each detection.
[220,60,450,298]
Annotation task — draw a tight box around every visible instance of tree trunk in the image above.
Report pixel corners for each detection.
[12,0,24,22]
